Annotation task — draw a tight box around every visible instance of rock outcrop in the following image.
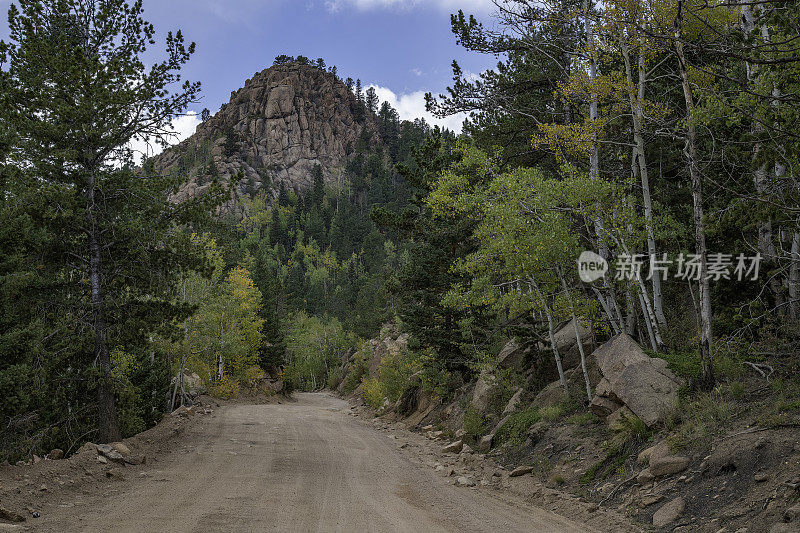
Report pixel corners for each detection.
[589,334,682,427]
[151,62,380,207]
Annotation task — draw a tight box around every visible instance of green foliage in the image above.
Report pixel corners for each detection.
[375,348,420,405]
[494,407,541,448]
[283,312,358,391]
[362,377,385,410]
[462,406,489,442]
[0,0,224,447]
[342,347,370,395]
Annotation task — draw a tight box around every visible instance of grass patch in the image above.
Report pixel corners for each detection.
[567,411,601,425]
[494,406,541,447]
[581,413,651,484]
[666,388,735,452]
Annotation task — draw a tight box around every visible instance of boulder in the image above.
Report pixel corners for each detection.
[471,371,496,413]
[502,389,523,417]
[442,440,464,454]
[532,380,568,409]
[95,444,125,464]
[650,456,690,477]
[47,449,64,461]
[652,497,685,528]
[591,334,682,427]
[636,468,655,484]
[497,340,528,371]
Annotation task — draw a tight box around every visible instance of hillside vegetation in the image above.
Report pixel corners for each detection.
[1,1,800,530]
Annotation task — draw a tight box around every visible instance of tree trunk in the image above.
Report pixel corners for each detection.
[675,2,714,387]
[743,2,784,313]
[88,170,120,444]
[531,279,567,394]
[558,271,592,401]
[790,231,800,320]
[621,42,666,327]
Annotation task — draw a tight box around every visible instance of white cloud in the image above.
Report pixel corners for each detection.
[325,0,495,13]
[129,111,202,165]
[369,85,467,132]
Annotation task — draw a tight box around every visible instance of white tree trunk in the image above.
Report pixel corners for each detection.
[675,1,714,386]
[531,279,568,394]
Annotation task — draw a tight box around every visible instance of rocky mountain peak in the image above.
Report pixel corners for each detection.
[151,62,380,203]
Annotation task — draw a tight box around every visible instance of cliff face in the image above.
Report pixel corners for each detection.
[152,63,379,202]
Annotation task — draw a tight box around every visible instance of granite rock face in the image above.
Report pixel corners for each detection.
[151,63,380,209]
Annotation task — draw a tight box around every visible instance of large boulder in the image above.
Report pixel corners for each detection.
[547,318,595,371]
[502,389,523,417]
[497,340,529,371]
[591,334,682,427]
[471,371,496,413]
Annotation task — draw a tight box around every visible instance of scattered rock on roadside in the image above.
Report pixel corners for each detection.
[509,465,534,477]
[95,444,125,463]
[442,440,463,454]
[111,442,131,456]
[637,441,670,466]
[650,456,690,477]
[652,497,685,527]
[46,449,64,460]
[170,405,194,417]
[456,476,476,487]
[105,468,124,480]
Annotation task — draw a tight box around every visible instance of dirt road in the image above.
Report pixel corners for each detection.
[32,393,594,532]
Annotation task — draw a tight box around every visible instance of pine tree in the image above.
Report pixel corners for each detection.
[365,87,379,115]
[1,0,223,443]
[355,79,363,102]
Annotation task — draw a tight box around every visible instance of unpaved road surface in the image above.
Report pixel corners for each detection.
[33,393,593,532]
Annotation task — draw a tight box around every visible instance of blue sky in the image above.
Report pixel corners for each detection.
[0,0,499,157]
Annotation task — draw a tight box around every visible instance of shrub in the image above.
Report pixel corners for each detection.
[211,376,240,399]
[377,348,419,404]
[342,347,369,395]
[463,406,489,442]
[362,377,385,410]
[494,407,541,447]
